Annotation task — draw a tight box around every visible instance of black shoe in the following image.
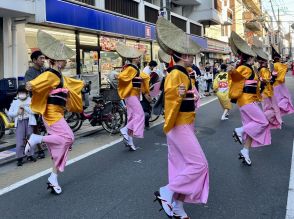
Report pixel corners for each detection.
[27,156,37,162]
[37,150,45,159]
[17,158,23,166]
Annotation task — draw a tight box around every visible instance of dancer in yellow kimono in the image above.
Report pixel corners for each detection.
[271,46,294,116]
[252,45,282,129]
[117,43,150,151]
[154,17,208,219]
[213,64,232,120]
[229,32,271,166]
[25,30,83,194]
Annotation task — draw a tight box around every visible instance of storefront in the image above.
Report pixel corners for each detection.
[23,0,207,90]
[203,38,231,64]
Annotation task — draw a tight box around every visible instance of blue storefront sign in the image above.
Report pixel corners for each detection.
[45,0,207,49]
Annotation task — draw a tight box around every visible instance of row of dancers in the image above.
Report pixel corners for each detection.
[22,16,293,219]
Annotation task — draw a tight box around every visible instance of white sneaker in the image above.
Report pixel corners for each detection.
[25,134,42,155]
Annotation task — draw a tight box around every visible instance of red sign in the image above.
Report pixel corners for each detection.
[145,25,151,39]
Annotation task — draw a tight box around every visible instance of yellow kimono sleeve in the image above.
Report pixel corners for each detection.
[30,71,60,115]
[163,69,189,134]
[140,72,150,94]
[30,71,60,93]
[118,66,137,99]
[64,77,83,113]
[274,62,288,84]
[213,76,219,91]
[228,66,248,100]
[260,68,271,82]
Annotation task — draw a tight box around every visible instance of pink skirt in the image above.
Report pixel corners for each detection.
[274,84,294,116]
[167,124,209,204]
[240,103,271,147]
[261,96,282,129]
[125,95,145,138]
[43,118,74,172]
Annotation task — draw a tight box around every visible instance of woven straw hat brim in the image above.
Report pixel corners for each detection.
[156,31,173,55]
[116,43,143,58]
[252,45,268,60]
[158,49,171,63]
[156,17,201,55]
[37,30,75,60]
[229,36,238,56]
[230,31,256,57]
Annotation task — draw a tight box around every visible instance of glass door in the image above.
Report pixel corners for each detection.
[79,46,99,94]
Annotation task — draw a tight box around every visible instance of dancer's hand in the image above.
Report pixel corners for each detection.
[178,83,186,97]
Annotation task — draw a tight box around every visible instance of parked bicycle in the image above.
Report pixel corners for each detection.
[66,88,127,134]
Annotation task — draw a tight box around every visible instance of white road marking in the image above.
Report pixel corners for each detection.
[286,139,294,219]
[0,97,217,196]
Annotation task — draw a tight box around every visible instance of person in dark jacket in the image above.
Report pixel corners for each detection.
[24,50,46,159]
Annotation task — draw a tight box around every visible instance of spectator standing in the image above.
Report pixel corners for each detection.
[143,60,158,75]
[25,51,46,159]
[8,85,37,166]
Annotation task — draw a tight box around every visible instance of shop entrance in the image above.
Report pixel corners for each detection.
[79,45,99,93]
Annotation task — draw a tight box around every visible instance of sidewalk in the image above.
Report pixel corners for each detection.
[0,120,103,165]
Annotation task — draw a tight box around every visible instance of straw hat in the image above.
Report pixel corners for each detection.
[158,49,170,64]
[252,45,268,60]
[37,30,75,60]
[156,17,201,55]
[271,45,281,59]
[230,31,256,57]
[229,36,238,56]
[116,42,143,59]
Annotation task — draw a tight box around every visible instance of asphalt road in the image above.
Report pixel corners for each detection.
[0,79,294,219]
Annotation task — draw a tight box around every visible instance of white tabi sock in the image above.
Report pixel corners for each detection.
[48,172,58,186]
[172,200,188,217]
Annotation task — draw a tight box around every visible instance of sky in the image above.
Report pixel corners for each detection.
[262,0,294,32]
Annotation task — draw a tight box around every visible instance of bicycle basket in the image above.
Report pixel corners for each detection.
[100,88,120,101]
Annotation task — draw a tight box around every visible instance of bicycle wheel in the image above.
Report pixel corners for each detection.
[64,111,81,132]
[101,102,126,134]
[0,117,5,139]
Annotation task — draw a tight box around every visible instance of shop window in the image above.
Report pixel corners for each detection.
[80,33,98,47]
[105,0,139,19]
[99,36,124,85]
[25,25,76,77]
[171,16,186,32]
[145,6,158,24]
[190,23,202,36]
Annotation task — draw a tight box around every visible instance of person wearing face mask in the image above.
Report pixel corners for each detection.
[229,32,271,166]
[8,85,37,166]
[154,17,209,219]
[117,43,150,151]
[25,30,84,195]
